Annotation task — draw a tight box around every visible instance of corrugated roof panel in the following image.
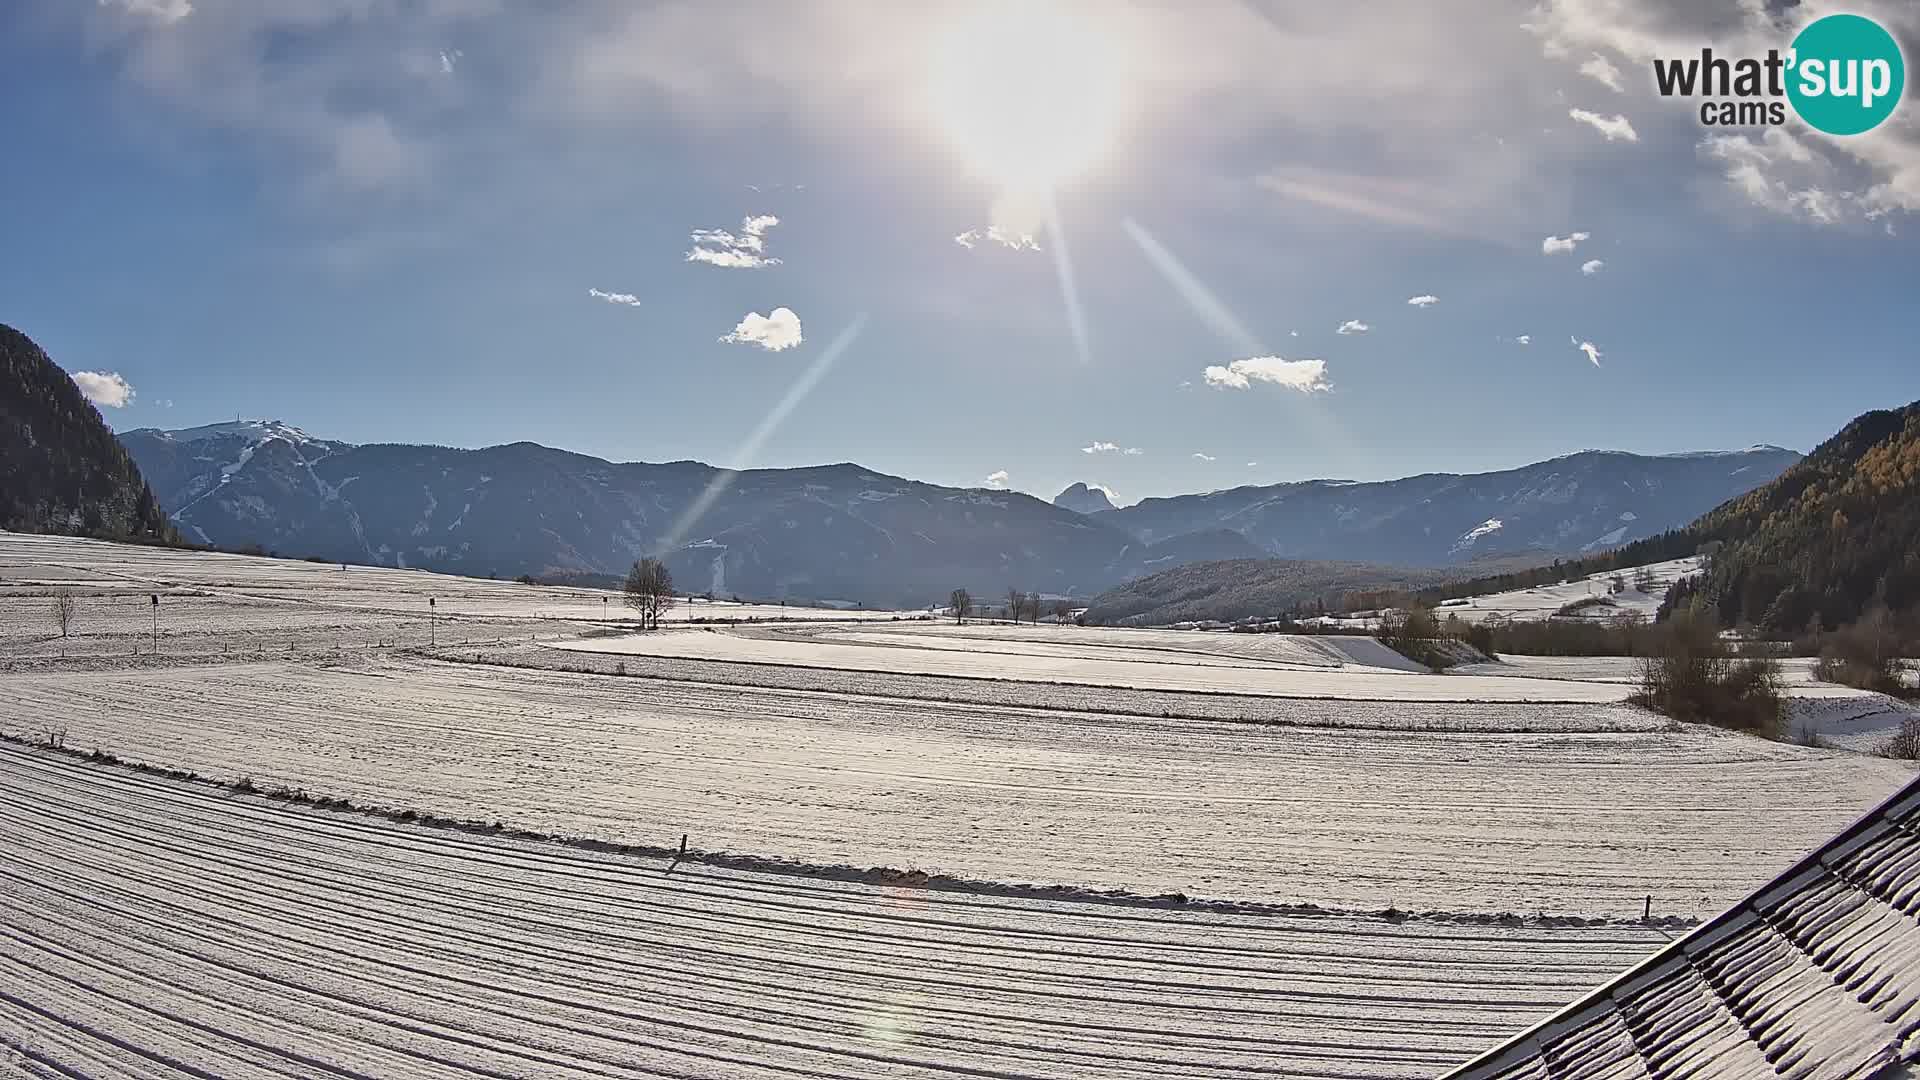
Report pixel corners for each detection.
[1693,919,1892,1079]
[1539,1006,1651,1080]
[1613,962,1776,1080]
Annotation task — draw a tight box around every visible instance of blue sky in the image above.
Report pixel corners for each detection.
[3,0,1916,504]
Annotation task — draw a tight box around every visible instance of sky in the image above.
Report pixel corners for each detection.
[2,0,1917,506]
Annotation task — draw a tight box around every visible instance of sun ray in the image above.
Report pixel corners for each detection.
[659,316,869,553]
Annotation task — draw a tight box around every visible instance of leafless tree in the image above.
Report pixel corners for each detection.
[1025,592,1043,624]
[1051,598,1074,623]
[51,590,76,638]
[624,557,676,630]
[949,588,972,624]
[1006,587,1024,624]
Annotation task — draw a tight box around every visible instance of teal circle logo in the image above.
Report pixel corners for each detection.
[1787,13,1905,136]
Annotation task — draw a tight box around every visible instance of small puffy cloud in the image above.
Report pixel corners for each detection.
[687,214,782,269]
[1542,231,1591,254]
[1581,259,1605,275]
[587,287,642,307]
[720,307,803,351]
[954,226,1040,251]
[1568,109,1638,142]
[1573,337,1602,367]
[1515,334,1532,345]
[1123,447,1143,456]
[1203,356,1331,393]
[1407,295,1438,308]
[1081,441,1120,455]
[72,371,136,408]
[1192,452,1216,462]
[98,0,192,22]
[982,469,1009,490]
[1245,461,1259,468]
[1289,330,1299,337]
[439,49,462,74]
[1579,54,1624,93]
[1335,319,1369,335]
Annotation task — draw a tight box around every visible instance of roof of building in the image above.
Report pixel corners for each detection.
[1442,774,1920,1080]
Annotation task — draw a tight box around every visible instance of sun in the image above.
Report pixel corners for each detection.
[925,1,1133,195]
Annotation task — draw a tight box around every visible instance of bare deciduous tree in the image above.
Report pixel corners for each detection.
[1006,587,1024,624]
[949,588,971,624]
[624,557,676,630]
[51,590,76,638]
[1051,598,1074,623]
[1025,592,1042,625]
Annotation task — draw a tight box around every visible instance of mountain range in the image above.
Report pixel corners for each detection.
[114,419,1799,608]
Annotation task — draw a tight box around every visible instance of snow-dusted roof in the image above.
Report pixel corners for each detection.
[1443,774,1920,1080]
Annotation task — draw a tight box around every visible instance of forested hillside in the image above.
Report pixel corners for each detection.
[0,324,175,542]
[1421,400,1920,633]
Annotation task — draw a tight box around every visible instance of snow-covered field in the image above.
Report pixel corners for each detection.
[2,653,1905,917]
[0,741,1671,1079]
[558,624,1630,703]
[4,535,1914,1076]
[0,531,923,664]
[1431,557,1703,624]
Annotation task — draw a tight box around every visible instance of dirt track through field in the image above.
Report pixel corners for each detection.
[0,742,1674,1079]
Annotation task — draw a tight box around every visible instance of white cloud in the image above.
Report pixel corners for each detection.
[1515,334,1532,345]
[1573,337,1602,367]
[1581,259,1604,275]
[687,214,782,269]
[954,226,1041,252]
[1702,130,1851,226]
[1123,447,1143,456]
[1289,330,1299,337]
[1203,356,1332,393]
[438,49,462,74]
[587,287,641,307]
[1578,53,1623,93]
[982,469,1009,490]
[1088,483,1120,504]
[1192,452,1216,462]
[98,0,191,23]
[1542,231,1590,254]
[1568,109,1638,142]
[1335,319,1369,335]
[720,307,802,351]
[1081,441,1120,454]
[71,371,136,408]
[1406,294,1438,307]
[1245,462,1259,468]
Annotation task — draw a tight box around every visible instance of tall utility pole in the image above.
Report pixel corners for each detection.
[149,593,159,654]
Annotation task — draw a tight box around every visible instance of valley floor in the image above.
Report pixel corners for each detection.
[1,532,1912,1077]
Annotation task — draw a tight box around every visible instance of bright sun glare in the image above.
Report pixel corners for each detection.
[927,2,1132,196]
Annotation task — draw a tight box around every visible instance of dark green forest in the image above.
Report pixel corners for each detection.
[1,323,177,543]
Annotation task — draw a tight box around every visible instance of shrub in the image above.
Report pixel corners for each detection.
[1630,612,1785,735]
[1881,716,1920,760]
[1812,609,1912,696]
